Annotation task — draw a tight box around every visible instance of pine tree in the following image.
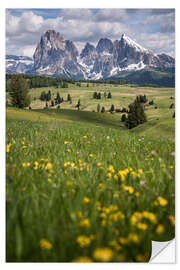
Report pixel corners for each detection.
[110,104,115,113]
[121,114,127,122]
[9,74,30,108]
[101,107,105,113]
[126,99,147,129]
[107,92,112,99]
[93,92,97,99]
[67,94,71,102]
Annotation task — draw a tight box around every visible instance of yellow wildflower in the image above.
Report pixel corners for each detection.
[45,162,53,170]
[6,143,12,153]
[34,161,38,166]
[83,136,87,139]
[93,248,113,262]
[83,197,90,203]
[142,211,157,224]
[48,178,52,183]
[135,192,140,197]
[71,162,75,168]
[128,233,140,244]
[89,154,94,158]
[168,165,174,169]
[40,239,52,250]
[97,162,102,166]
[76,235,91,248]
[66,149,71,153]
[119,237,129,245]
[168,215,175,226]
[22,162,27,167]
[156,224,164,234]
[131,171,140,178]
[138,169,143,174]
[137,222,148,230]
[22,145,27,149]
[130,212,142,226]
[79,219,90,227]
[113,174,118,180]
[73,257,92,262]
[108,165,115,173]
[157,196,168,206]
[106,172,112,178]
[118,170,126,181]
[21,141,25,144]
[122,185,134,194]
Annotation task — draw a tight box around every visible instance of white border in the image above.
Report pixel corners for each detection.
[1,0,179,269]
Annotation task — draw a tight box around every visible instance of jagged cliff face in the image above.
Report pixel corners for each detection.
[6,30,175,79]
[33,30,83,78]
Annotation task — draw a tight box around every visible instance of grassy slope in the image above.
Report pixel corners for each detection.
[6,84,175,262]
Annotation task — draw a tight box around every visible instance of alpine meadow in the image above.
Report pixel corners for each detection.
[6,8,175,263]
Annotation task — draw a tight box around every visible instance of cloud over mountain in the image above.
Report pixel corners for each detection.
[6,9,175,57]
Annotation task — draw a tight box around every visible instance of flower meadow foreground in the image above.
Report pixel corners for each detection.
[6,116,175,262]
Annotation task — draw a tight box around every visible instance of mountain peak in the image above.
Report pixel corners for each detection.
[121,33,148,53]
[96,38,113,54]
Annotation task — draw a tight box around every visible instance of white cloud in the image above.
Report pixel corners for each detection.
[6,9,175,58]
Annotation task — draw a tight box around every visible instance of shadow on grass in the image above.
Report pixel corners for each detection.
[34,108,125,130]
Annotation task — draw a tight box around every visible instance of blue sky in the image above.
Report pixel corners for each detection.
[6,8,175,57]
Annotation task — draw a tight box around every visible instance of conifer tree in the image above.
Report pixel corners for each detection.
[9,74,30,108]
[126,99,147,129]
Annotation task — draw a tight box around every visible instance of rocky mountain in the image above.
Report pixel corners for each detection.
[6,30,175,82]
[6,55,33,74]
[32,30,83,79]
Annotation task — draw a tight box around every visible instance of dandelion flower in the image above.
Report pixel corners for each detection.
[156,224,164,234]
[45,162,53,170]
[157,196,168,206]
[40,239,52,250]
[6,143,12,153]
[79,219,90,227]
[93,247,113,262]
[128,233,140,244]
[76,235,91,248]
[83,197,90,203]
[137,222,148,230]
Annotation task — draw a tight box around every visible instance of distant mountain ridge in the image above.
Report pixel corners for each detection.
[6,30,175,85]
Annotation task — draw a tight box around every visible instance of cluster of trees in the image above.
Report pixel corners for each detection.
[40,90,52,101]
[93,91,112,99]
[6,74,71,90]
[80,79,128,85]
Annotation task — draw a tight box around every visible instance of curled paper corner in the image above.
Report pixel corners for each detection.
[150,239,175,263]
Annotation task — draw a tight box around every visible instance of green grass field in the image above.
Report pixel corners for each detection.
[6,83,175,262]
